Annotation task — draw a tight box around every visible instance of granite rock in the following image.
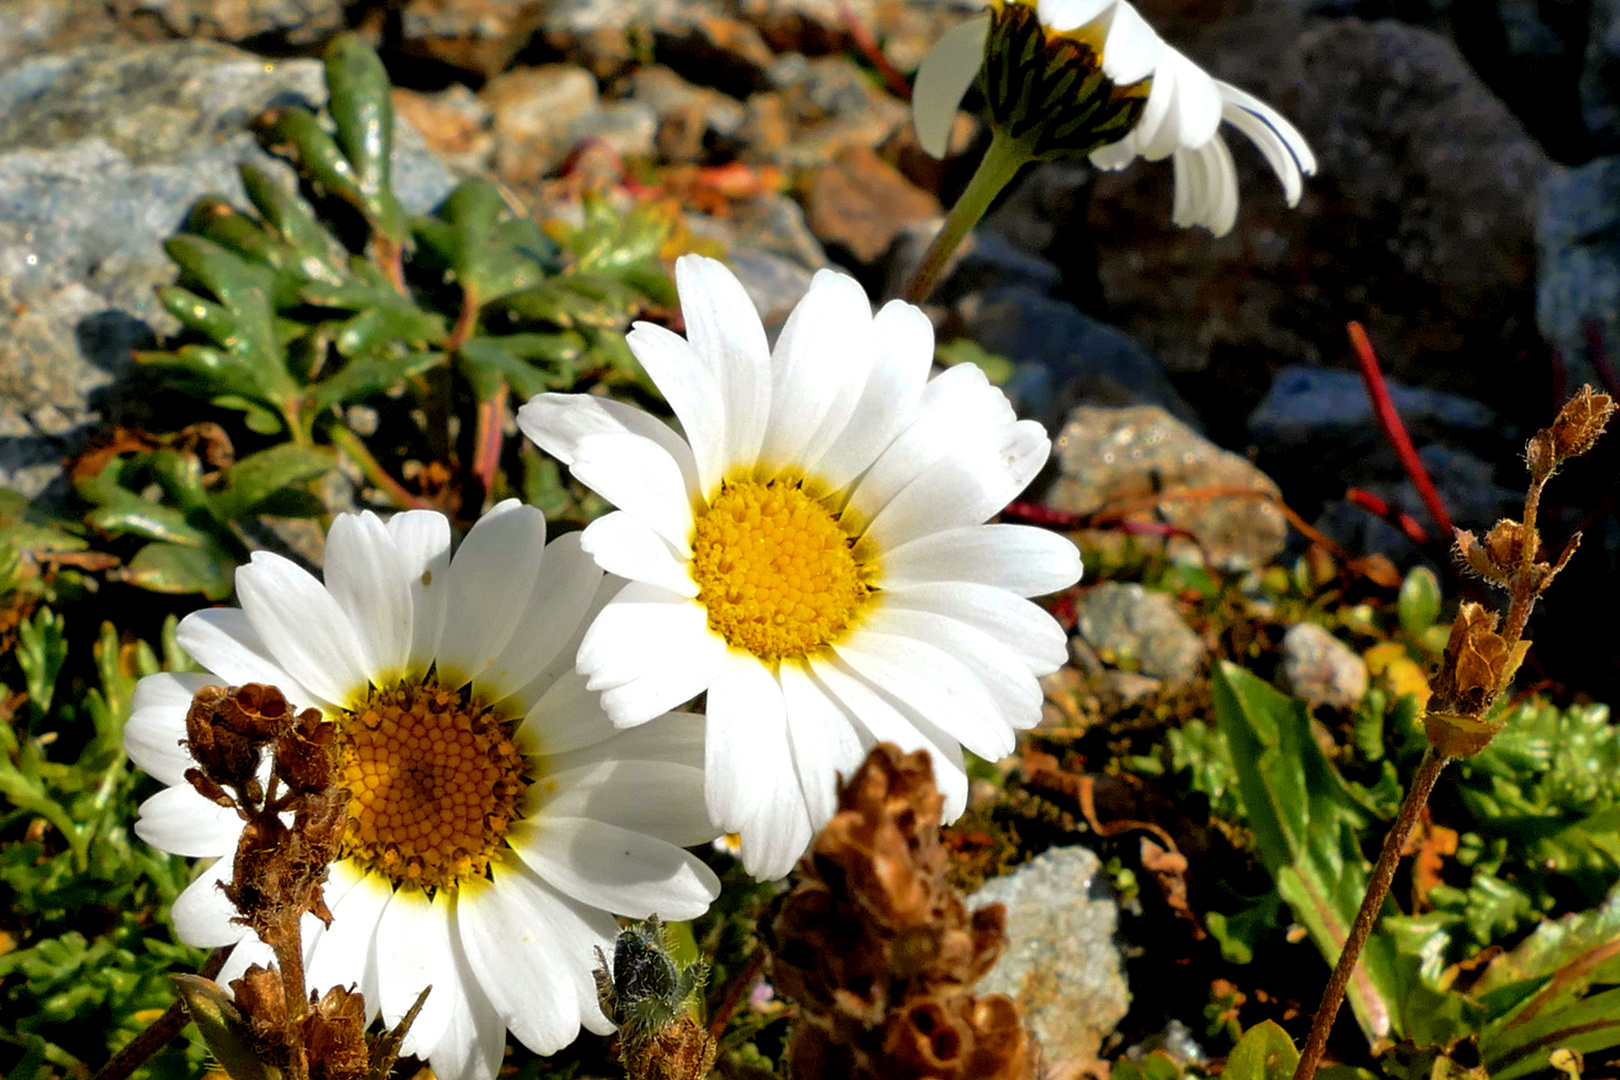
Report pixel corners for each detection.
[1077,582,1205,682]
[969,846,1129,1065]
[1049,406,1288,572]
[112,0,346,47]
[483,64,599,186]
[399,0,546,77]
[1280,622,1369,710]
[0,41,456,496]
[1537,156,1620,396]
[802,144,940,265]
[1247,365,1498,460]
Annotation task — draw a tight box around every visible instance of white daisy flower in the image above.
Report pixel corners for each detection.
[517,255,1081,881]
[124,502,721,1080]
[911,0,1317,235]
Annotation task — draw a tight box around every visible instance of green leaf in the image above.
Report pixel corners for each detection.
[210,444,336,520]
[308,349,444,413]
[238,164,346,285]
[1398,566,1442,638]
[1212,661,1405,1044]
[17,608,68,725]
[937,337,1016,384]
[457,337,552,401]
[414,179,556,304]
[172,975,278,1080]
[324,33,408,243]
[123,542,237,600]
[1225,1021,1299,1080]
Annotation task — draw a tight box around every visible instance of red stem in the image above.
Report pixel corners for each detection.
[1345,486,1431,545]
[1347,322,1453,538]
[840,2,912,100]
[468,383,510,517]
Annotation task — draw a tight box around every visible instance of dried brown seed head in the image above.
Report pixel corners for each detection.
[1483,519,1533,572]
[1549,384,1614,462]
[304,984,371,1080]
[274,707,338,795]
[229,963,292,1068]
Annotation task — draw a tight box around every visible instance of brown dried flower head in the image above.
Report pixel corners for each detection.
[1548,385,1614,462]
[1424,603,1526,756]
[768,743,1031,1080]
[303,984,372,1080]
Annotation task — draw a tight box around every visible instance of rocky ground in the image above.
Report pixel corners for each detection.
[2,0,1619,1072]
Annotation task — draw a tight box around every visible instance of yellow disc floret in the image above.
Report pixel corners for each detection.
[690,479,869,660]
[336,678,528,891]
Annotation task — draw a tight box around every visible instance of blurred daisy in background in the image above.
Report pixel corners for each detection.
[125,503,719,1080]
[911,0,1316,239]
[520,255,1081,881]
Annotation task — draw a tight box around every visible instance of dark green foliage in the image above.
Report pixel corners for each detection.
[72,31,678,599]
[0,612,207,1078]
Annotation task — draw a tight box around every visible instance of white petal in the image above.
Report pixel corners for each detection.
[579,511,697,598]
[675,255,772,469]
[879,524,1083,597]
[779,659,866,831]
[843,362,1013,528]
[299,858,367,969]
[456,867,590,1055]
[175,608,315,707]
[883,580,1069,674]
[759,270,875,477]
[858,420,1051,555]
[1094,0,1164,84]
[481,532,607,706]
[375,885,458,1060]
[135,784,242,857]
[1218,81,1316,204]
[429,926,507,1080]
[911,13,991,157]
[576,582,725,718]
[1038,0,1111,30]
[437,500,547,687]
[705,652,815,879]
[518,669,619,756]
[235,552,368,709]
[306,870,394,1006]
[1171,133,1238,235]
[596,633,729,728]
[508,816,720,919]
[570,433,697,554]
[861,605,1043,732]
[323,511,412,681]
[539,758,715,847]
[1089,131,1141,171]
[385,509,454,674]
[126,671,216,785]
[806,653,970,819]
[809,300,936,495]
[517,391,700,502]
[1141,47,1220,159]
[833,628,1015,760]
[544,709,707,774]
[626,321,727,498]
[171,856,243,947]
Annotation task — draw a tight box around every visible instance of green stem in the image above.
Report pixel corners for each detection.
[327,424,431,510]
[901,129,1035,306]
[1292,748,1451,1080]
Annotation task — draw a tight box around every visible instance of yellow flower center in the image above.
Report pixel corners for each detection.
[690,478,869,660]
[335,678,528,890]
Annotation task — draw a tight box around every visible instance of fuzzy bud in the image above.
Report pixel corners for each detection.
[1548,384,1614,462]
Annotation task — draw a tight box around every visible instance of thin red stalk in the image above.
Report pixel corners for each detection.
[468,383,510,516]
[708,946,768,1043]
[840,2,912,100]
[1345,486,1432,545]
[1347,322,1453,537]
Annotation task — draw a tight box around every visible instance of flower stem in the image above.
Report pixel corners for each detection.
[1292,748,1451,1080]
[900,129,1034,305]
[327,423,432,510]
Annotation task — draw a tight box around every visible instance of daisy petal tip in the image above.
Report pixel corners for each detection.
[911,14,990,158]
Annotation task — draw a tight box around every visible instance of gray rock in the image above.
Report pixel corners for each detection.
[1280,622,1369,710]
[0,0,132,65]
[399,0,547,77]
[1247,365,1498,459]
[726,246,815,337]
[728,194,829,270]
[1049,406,1288,572]
[1537,156,1620,395]
[113,0,346,47]
[1077,582,1205,682]
[958,286,1197,430]
[484,64,600,186]
[1584,0,1620,150]
[969,846,1129,1065]
[0,41,457,497]
[570,100,659,160]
